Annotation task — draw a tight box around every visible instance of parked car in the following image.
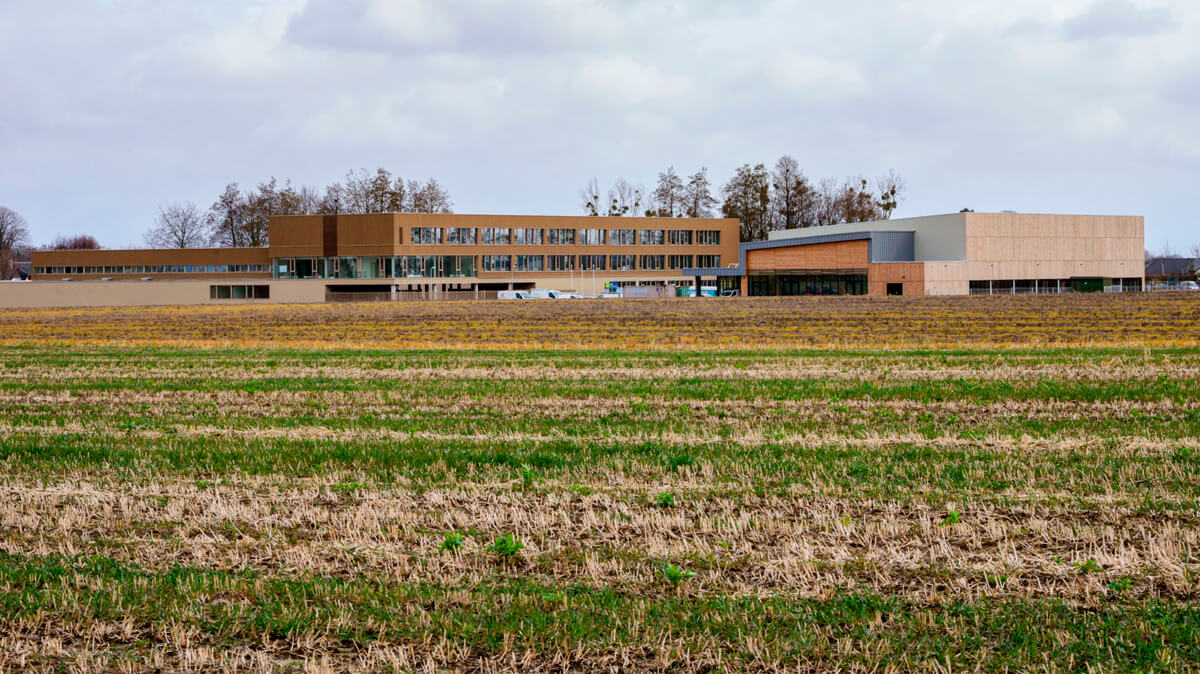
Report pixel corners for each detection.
[497,290,532,300]
[529,289,561,299]
[1181,281,1199,291]
[720,289,740,297]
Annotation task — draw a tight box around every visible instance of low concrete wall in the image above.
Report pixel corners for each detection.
[0,279,327,309]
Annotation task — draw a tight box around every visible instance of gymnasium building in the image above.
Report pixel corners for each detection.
[684,212,1144,296]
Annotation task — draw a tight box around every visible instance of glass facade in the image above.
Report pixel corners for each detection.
[579,229,605,245]
[668,255,694,269]
[548,228,576,245]
[273,256,476,279]
[580,255,606,271]
[639,229,665,245]
[513,228,543,245]
[515,255,544,272]
[639,255,665,270]
[748,272,867,296]
[481,228,511,245]
[39,264,269,275]
[483,255,511,272]
[411,228,443,244]
[609,229,636,245]
[447,228,476,244]
[610,255,636,271]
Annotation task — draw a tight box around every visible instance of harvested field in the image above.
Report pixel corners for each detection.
[1,294,1199,671]
[0,292,1199,348]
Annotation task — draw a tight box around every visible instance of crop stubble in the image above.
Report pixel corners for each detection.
[0,295,1198,671]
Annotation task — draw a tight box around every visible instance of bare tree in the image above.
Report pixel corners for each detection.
[770,155,819,230]
[0,206,31,280]
[48,234,101,250]
[684,168,717,218]
[829,177,880,224]
[297,186,323,215]
[875,170,905,219]
[208,183,248,247]
[652,167,686,217]
[607,178,643,216]
[145,202,207,248]
[410,179,454,214]
[319,183,346,215]
[720,164,772,241]
[241,183,274,247]
[580,178,603,216]
[386,176,407,212]
[811,178,840,226]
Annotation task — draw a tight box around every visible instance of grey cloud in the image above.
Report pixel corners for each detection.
[1063,0,1175,40]
[284,0,626,55]
[1,0,1199,251]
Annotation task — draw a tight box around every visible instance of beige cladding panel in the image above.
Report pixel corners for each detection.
[963,213,1143,278]
[0,280,323,309]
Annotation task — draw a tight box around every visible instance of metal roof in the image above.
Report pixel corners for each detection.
[1144,257,1198,277]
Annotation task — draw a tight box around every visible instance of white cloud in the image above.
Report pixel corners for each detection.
[1063,0,1175,40]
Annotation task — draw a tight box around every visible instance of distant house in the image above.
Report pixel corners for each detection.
[1144,257,1198,286]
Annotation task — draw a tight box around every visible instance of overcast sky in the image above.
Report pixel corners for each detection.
[1,0,1197,251]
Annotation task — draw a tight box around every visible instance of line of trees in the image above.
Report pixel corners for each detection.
[0,207,103,278]
[580,158,904,241]
[0,207,31,279]
[145,168,454,248]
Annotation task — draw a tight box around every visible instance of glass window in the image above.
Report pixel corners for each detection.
[668,230,692,245]
[609,229,636,245]
[548,255,575,271]
[548,229,576,245]
[639,255,665,271]
[668,255,694,269]
[447,227,476,244]
[481,228,511,245]
[696,255,721,268]
[579,229,605,245]
[411,227,443,244]
[515,255,544,272]
[610,255,636,271]
[697,230,721,245]
[513,228,543,245]
[483,255,511,272]
[639,230,665,245]
[580,255,605,271]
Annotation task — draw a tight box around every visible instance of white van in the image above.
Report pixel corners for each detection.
[529,289,561,299]
[498,290,532,300]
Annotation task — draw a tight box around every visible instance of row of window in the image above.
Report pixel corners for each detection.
[275,256,478,279]
[272,254,720,279]
[967,278,1144,294]
[36,264,269,276]
[410,227,721,246]
[749,272,869,297]
[210,285,271,300]
[481,255,719,272]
